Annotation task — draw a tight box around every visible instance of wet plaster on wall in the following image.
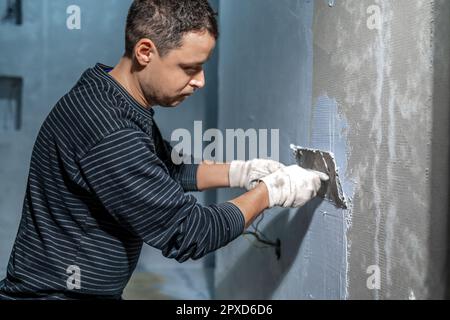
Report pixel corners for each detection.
[312,0,445,298]
[308,94,352,298]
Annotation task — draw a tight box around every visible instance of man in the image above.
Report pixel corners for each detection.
[0,0,328,300]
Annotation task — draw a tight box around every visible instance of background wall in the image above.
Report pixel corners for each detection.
[215,0,348,300]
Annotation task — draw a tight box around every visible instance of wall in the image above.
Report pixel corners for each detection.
[215,0,449,299]
[215,0,349,299]
[312,0,449,299]
[430,0,450,299]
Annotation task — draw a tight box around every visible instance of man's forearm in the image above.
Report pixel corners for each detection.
[196,161,231,191]
[196,161,270,229]
[229,183,269,229]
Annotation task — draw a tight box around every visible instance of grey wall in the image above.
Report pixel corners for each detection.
[311,0,449,299]
[215,0,449,300]
[430,0,450,299]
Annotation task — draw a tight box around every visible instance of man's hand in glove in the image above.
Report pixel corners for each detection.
[258,165,329,208]
[229,159,285,190]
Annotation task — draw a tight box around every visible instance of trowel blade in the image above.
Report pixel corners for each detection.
[291,145,347,209]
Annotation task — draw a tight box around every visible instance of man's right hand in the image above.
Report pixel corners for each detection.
[259,165,329,208]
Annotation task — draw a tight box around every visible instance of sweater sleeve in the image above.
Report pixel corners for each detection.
[79,129,245,262]
[160,138,200,193]
[150,120,199,192]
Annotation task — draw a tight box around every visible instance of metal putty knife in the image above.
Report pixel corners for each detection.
[290,144,348,209]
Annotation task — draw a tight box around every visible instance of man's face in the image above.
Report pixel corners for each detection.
[139,31,216,107]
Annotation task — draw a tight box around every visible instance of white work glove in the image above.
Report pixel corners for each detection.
[259,165,329,208]
[229,159,285,191]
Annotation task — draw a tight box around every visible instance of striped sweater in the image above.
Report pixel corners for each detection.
[0,63,245,300]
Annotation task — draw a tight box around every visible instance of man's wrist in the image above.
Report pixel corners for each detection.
[254,181,270,210]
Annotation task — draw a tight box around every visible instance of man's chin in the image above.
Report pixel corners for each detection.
[157,95,189,108]
[158,102,181,108]
[167,101,183,108]
[167,97,188,108]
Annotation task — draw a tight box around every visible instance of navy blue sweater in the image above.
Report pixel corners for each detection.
[0,63,245,300]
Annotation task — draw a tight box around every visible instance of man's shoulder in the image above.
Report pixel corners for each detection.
[39,64,155,157]
[42,85,144,157]
[50,86,125,129]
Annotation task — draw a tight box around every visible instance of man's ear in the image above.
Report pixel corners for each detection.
[134,38,158,66]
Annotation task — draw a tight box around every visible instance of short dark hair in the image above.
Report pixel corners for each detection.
[124,0,219,58]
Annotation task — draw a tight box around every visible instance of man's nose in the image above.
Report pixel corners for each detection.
[190,70,205,90]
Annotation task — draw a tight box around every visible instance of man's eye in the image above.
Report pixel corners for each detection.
[183,67,201,75]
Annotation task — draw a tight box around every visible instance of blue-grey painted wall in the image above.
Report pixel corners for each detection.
[214,0,348,299]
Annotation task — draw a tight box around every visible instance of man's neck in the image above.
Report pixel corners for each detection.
[109,57,153,109]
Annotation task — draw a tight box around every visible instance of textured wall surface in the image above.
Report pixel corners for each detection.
[430,0,450,299]
[215,0,449,299]
[312,0,449,299]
